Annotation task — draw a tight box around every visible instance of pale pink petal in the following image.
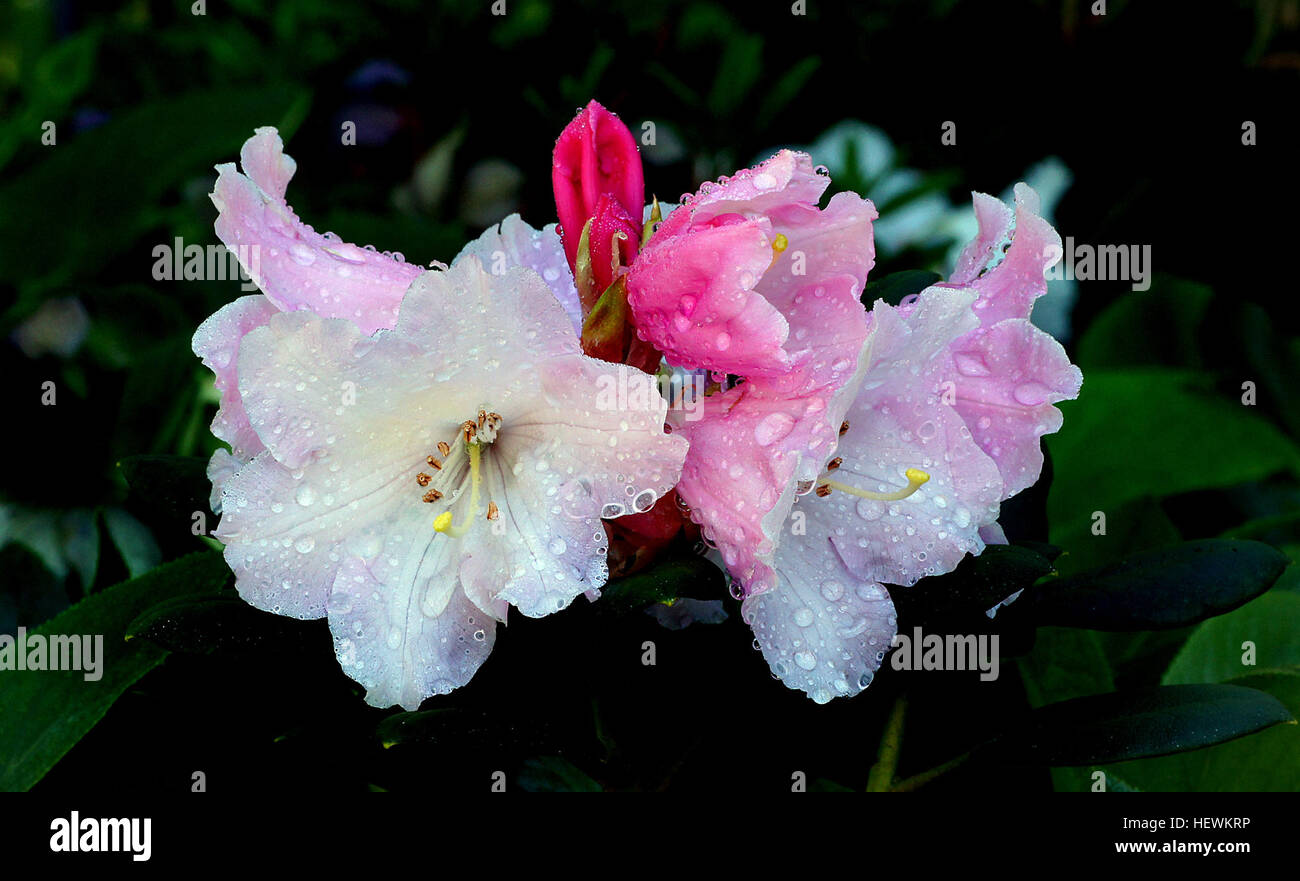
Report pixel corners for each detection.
[827,287,1004,586]
[666,149,827,227]
[947,183,1059,327]
[949,318,1083,498]
[211,126,424,334]
[206,448,242,515]
[669,384,823,597]
[216,447,417,619]
[941,184,1083,498]
[192,293,279,460]
[750,190,877,399]
[948,191,1013,285]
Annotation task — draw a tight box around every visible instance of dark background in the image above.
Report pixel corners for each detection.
[1,0,1297,793]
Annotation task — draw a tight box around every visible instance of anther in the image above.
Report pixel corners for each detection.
[827,457,843,471]
[437,441,451,457]
[427,455,442,470]
[815,484,832,498]
[839,420,850,436]
[423,489,442,503]
[487,501,499,521]
[416,472,431,487]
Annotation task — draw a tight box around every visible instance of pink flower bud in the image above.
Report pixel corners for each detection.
[552,100,644,271]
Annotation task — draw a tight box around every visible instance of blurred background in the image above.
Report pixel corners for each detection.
[1,0,1298,792]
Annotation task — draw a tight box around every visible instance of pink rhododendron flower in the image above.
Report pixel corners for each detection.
[195,129,687,709]
[626,149,878,593]
[629,158,1081,702]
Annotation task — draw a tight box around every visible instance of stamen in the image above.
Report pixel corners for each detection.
[427,455,442,470]
[817,467,930,502]
[815,484,832,498]
[416,472,431,487]
[434,442,483,537]
[487,501,499,521]
[437,441,451,457]
[423,489,442,503]
[839,420,850,436]
[827,457,843,471]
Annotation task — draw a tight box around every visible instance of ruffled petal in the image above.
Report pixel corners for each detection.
[942,184,1083,497]
[948,183,1059,327]
[750,190,877,399]
[949,318,1083,498]
[206,447,242,515]
[948,191,1013,285]
[826,287,1004,586]
[192,294,278,460]
[211,126,424,334]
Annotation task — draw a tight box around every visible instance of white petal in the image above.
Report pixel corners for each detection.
[456,214,582,337]
[329,555,495,710]
[743,512,897,704]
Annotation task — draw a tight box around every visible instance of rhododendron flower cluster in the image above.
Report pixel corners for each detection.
[194,103,1080,709]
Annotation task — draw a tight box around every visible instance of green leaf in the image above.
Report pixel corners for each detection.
[1075,279,1212,370]
[598,551,725,614]
[1018,627,1115,707]
[118,454,214,524]
[0,551,230,791]
[977,684,1294,767]
[1162,590,1300,686]
[1047,369,1300,546]
[375,708,557,753]
[126,592,315,656]
[1100,672,1300,791]
[1020,539,1288,631]
[707,33,763,119]
[891,543,1054,621]
[517,756,602,792]
[102,507,162,579]
[0,84,309,294]
[754,56,821,128]
[861,270,943,307]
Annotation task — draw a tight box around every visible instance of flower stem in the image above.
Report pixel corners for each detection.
[865,694,907,792]
[889,752,972,792]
